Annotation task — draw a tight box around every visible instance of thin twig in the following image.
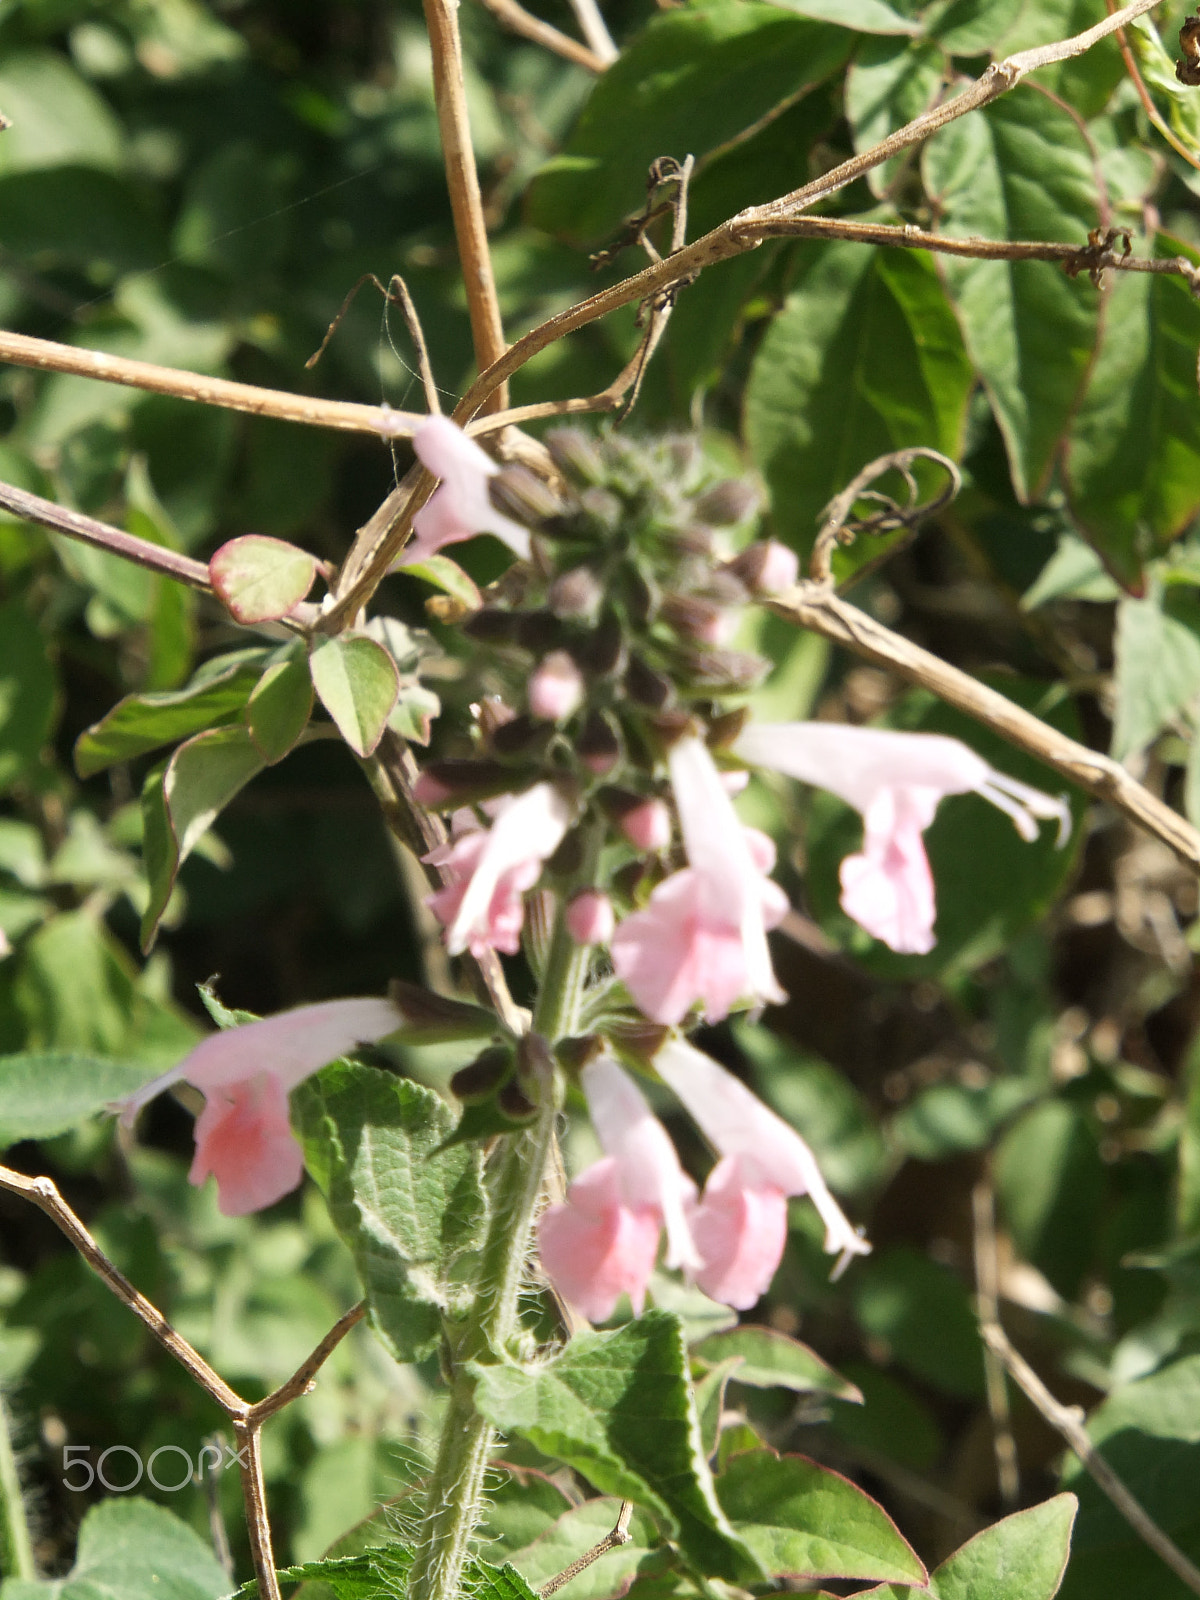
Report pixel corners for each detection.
[767,582,1200,874]
[538,1501,634,1597]
[979,1320,1200,1596]
[305,274,442,415]
[971,1180,1020,1508]
[233,1420,281,1600]
[249,1301,367,1424]
[422,0,509,414]
[565,0,618,65]
[474,0,607,72]
[810,447,961,584]
[0,328,421,437]
[1106,0,1200,171]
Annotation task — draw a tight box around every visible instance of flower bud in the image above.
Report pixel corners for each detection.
[693,478,761,526]
[677,647,768,691]
[413,758,520,807]
[661,594,734,645]
[727,540,799,593]
[566,890,615,945]
[574,613,625,678]
[578,710,622,776]
[490,714,556,761]
[546,427,605,484]
[488,465,564,527]
[515,609,566,654]
[497,1076,538,1122]
[529,651,585,721]
[450,1044,514,1102]
[624,655,673,710]
[463,608,520,645]
[549,566,604,620]
[616,796,672,852]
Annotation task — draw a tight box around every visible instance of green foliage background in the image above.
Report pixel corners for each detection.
[3,0,1200,1596]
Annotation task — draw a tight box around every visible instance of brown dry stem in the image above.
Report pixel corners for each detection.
[473,0,608,72]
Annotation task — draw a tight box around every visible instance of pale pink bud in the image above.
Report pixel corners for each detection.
[619,797,672,852]
[756,541,799,592]
[529,651,585,721]
[566,890,615,945]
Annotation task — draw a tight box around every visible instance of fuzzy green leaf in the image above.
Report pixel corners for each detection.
[245,643,313,763]
[0,1497,228,1600]
[693,1325,862,1401]
[209,533,317,623]
[310,635,400,758]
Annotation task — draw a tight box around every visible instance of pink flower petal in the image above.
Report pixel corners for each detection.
[611,870,761,1026]
[566,890,615,945]
[537,1159,661,1321]
[529,651,585,721]
[689,1157,789,1310]
[839,788,937,955]
[400,415,531,565]
[188,1072,305,1216]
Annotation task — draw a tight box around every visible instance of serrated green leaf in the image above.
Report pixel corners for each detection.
[922,88,1101,500]
[526,4,850,244]
[1111,590,1200,760]
[745,244,972,563]
[209,533,317,623]
[507,1499,662,1600]
[0,1497,228,1600]
[310,634,400,758]
[469,1311,762,1582]
[1066,242,1200,588]
[245,644,313,762]
[74,650,268,777]
[227,1547,412,1600]
[716,1450,926,1585]
[294,1061,488,1363]
[0,596,56,793]
[139,726,265,949]
[0,1052,165,1146]
[929,1494,1076,1600]
[845,38,945,198]
[693,1326,862,1401]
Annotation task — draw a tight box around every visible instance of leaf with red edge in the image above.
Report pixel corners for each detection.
[210,534,317,623]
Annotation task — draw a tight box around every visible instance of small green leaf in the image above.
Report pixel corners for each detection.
[245,643,313,762]
[294,1061,488,1363]
[0,1497,228,1600]
[507,1499,662,1600]
[469,1310,762,1581]
[1022,535,1120,608]
[74,650,268,777]
[310,634,401,758]
[924,0,1022,55]
[226,1547,412,1600]
[922,88,1101,500]
[389,682,441,746]
[929,1494,1076,1600]
[139,726,265,949]
[1111,590,1200,761]
[716,1450,926,1585]
[209,533,317,623]
[694,1326,862,1401]
[0,1053,167,1146]
[400,554,483,609]
[0,596,56,793]
[768,0,918,32]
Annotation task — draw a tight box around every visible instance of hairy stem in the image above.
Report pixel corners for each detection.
[0,1391,35,1581]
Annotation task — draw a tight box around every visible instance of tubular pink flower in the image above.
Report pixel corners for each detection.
[529,650,585,721]
[734,722,1070,955]
[426,782,572,958]
[536,1055,698,1320]
[656,1039,870,1281]
[610,738,785,1024]
[119,998,403,1217]
[398,415,532,566]
[566,889,615,945]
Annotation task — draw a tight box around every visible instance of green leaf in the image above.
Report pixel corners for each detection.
[0,1053,166,1147]
[469,1310,762,1581]
[0,1497,228,1600]
[209,533,317,623]
[0,597,56,793]
[995,1099,1105,1301]
[1066,243,1200,588]
[1059,1354,1200,1600]
[851,1246,985,1399]
[889,1077,1036,1160]
[693,1326,862,1401]
[1111,590,1200,761]
[389,682,441,746]
[0,51,124,174]
[294,1061,488,1363]
[715,1450,926,1585]
[1021,534,1120,608]
[845,39,945,198]
[1126,15,1200,160]
[74,650,268,777]
[507,1499,662,1600]
[1178,1031,1200,1236]
[245,644,314,763]
[767,0,919,32]
[745,244,971,561]
[310,635,401,758]
[139,726,265,949]
[929,1494,1076,1600]
[526,4,850,244]
[922,88,1102,500]
[400,554,483,609]
[226,1547,412,1600]
[924,0,1022,55]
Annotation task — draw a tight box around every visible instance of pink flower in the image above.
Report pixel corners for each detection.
[119,998,403,1216]
[618,797,671,852]
[537,1055,698,1321]
[529,651,585,721]
[398,415,532,566]
[566,890,615,945]
[734,722,1070,955]
[425,783,572,958]
[610,737,786,1024]
[656,1039,871,1287]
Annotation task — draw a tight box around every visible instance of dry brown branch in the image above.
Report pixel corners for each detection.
[538,1501,634,1597]
[305,274,442,417]
[810,447,962,584]
[0,328,421,437]
[249,1301,367,1424]
[979,1319,1200,1595]
[971,1181,1020,1508]
[767,582,1200,874]
[423,0,510,414]
[232,1420,280,1600]
[473,0,608,72]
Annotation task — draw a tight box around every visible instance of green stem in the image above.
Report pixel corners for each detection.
[408,909,589,1600]
[0,1391,35,1581]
